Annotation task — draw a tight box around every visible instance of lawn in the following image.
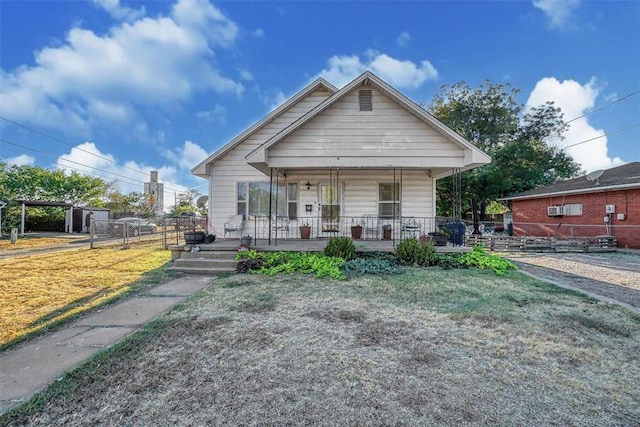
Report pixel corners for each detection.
[0,244,174,347]
[3,268,639,425]
[0,235,87,251]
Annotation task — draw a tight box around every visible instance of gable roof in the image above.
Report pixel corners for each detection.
[192,78,338,177]
[245,71,491,176]
[503,162,640,201]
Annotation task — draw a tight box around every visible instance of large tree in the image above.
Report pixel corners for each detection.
[427,81,581,232]
[0,163,109,232]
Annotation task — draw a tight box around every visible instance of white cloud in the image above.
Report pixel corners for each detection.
[162,140,209,171]
[5,154,35,166]
[239,69,254,81]
[0,0,244,134]
[265,90,287,111]
[56,141,186,211]
[532,0,581,29]
[315,52,438,89]
[396,31,411,47]
[197,104,226,124]
[526,77,625,172]
[92,0,145,22]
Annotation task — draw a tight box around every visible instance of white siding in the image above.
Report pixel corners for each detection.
[268,87,464,166]
[207,89,331,234]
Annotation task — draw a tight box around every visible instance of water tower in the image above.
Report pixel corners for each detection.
[144,171,164,216]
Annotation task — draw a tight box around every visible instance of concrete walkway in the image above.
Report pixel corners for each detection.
[0,275,213,415]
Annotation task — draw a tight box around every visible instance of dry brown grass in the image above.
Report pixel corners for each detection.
[0,244,171,345]
[0,235,86,251]
[4,268,640,426]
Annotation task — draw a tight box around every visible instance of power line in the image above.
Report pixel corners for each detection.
[563,123,640,149]
[0,115,190,189]
[565,89,640,124]
[0,138,190,194]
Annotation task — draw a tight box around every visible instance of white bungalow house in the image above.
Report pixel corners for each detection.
[192,71,490,242]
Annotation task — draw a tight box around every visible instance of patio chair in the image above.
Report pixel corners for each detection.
[223,214,243,239]
[401,217,421,239]
[362,215,380,240]
[272,216,291,239]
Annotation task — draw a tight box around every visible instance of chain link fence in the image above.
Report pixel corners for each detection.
[87,216,210,249]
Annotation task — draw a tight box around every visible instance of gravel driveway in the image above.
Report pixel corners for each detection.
[506,251,640,313]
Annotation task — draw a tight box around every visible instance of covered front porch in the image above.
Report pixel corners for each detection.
[225,165,466,247]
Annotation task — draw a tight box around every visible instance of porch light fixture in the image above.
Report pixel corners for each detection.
[305,181,312,190]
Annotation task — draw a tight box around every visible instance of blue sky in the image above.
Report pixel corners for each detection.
[1,0,639,208]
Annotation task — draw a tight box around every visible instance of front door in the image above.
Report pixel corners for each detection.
[319,183,341,233]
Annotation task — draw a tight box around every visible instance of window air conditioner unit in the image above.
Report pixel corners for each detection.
[547,206,565,216]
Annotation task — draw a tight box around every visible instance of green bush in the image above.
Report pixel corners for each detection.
[324,237,356,261]
[343,258,402,277]
[395,238,438,267]
[457,244,517,276]
[435,253,468,270]
[236,250,345,279]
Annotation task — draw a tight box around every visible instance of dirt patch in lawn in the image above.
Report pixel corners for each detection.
[4,270,640,426]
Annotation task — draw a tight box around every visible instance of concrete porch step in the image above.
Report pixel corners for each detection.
[167,266,235,275]
[179,251,237,260]
[172,258,237,269]
[170,248,238,275]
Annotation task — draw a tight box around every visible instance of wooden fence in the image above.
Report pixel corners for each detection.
[465,235,617,253]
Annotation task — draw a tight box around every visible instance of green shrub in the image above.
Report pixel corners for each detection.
[236,250,345,279]
[436,253,468,270]
[235,258,263,273]
[324,237,356,261]
[457,244,517,276]
[343,258,402,277]
[395,238,438,267]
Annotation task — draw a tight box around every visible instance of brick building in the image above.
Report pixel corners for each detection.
[502,162,640,249]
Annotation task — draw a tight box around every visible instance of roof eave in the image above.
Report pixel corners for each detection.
[191,78,338,176]
[501,182,640,201]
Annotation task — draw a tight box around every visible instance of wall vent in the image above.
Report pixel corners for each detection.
[359,90,372,111]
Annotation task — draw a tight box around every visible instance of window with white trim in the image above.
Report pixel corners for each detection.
[378,183,400,218]
[287,182,298,220]
[237,182,286,220]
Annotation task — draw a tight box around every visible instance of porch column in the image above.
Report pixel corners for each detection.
[268,168,273,245]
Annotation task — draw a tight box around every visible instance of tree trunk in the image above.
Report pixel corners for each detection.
[471,198,481,235]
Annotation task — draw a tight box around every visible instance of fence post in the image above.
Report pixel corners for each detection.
[162,218,167,249]
[122,221,129,249]
[90,218,95,249]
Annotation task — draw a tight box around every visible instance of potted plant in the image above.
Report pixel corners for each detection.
[350,220,363,240]
[240,235,252,246]
[299,224,311,239]
[183,215,205,244]
[184,230,205,244]
[382,224,392,240]
[428,230,448,246]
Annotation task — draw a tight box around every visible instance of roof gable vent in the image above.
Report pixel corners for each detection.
[359,90,372,112]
